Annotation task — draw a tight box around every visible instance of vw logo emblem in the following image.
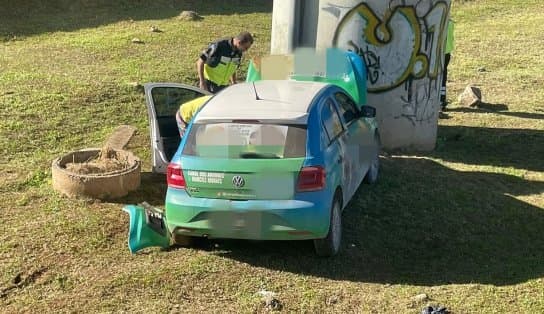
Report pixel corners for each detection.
[232,175,245,188]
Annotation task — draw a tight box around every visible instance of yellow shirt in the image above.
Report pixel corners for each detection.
[180,95,212,123]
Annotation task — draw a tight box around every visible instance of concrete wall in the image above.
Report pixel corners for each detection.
[271,0,451,150]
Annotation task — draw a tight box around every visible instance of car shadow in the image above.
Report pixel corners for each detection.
[112,125,543,286]
[209,156,544,286]
[1,0,272,40]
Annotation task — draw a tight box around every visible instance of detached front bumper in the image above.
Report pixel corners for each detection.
[123,203,170,253]
[165,188,330,240]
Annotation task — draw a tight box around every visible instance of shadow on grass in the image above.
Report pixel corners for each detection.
[429,125,544,172]
[1,0,271,40]
[211,156,544,286]
[474,102,509,111]
[112,125,544,286]
[114,171,167,206]
[446,104,544,120]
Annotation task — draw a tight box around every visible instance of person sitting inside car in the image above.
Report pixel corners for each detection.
[175,95,212,138]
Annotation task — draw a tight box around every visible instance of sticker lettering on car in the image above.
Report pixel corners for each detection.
[187,171,225,184]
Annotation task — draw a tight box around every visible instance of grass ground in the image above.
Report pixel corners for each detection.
[1,0,543,312]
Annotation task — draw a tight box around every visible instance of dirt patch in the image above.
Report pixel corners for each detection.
[0,267,48,298]
[64,147,129,175]
[62,125,137,175]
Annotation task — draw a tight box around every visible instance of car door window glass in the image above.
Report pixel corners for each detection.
[151,87,203,117]
[321,99,344,143]
[334,92,358,125]
[150,87,205,160]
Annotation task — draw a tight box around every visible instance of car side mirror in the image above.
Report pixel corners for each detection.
[360,106,376,118]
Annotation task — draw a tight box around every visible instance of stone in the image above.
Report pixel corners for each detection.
[131,38,144,44]
[127,81,144,93]
[104,125,138,150]
[177,11,203,21]
[413,293,429,302]
[150,25,162,33]
[458,84,482,107]
[326,295,339,306]
[256,290,282,311]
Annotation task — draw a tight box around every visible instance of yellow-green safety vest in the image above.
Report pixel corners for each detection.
[446,20,455,54]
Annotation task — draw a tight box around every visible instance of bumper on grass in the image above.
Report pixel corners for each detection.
[122,203,170,253]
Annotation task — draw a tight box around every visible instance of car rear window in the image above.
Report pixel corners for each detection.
[182,122,307,159]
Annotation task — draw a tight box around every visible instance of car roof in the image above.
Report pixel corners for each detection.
[194,80,330,124]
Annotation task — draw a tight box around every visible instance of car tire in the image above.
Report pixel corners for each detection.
[313,195,342,257]
[364,135,380,184]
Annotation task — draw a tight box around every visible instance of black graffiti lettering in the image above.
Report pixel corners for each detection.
[403,77,414,102]
[399,79,434,124]
[424,28,433,51]
[348,40,380,85]
[347,40,362,55]
[364,46,381,85]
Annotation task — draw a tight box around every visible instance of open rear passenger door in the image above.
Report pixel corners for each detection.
[144,83,210,173]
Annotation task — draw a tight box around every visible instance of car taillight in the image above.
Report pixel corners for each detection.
[296,166,325,192]
[167,163,186,189]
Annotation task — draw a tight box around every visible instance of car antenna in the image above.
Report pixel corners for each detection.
[252,82,261,100]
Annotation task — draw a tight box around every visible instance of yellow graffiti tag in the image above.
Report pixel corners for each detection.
[333,4,429,92]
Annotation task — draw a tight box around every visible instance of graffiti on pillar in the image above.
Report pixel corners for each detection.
[330,1,449,93]
[327,0,449,124]
[423,1,449,79]
[399,79,433,126]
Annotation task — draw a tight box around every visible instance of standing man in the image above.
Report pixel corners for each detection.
[197,31,254,93]
[441,19,455,111]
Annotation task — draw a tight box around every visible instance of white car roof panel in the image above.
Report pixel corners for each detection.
[194,80,329,124]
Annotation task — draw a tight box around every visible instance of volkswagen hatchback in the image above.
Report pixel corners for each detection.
[124,52,380,256]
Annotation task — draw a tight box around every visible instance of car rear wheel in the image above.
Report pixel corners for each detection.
[313,195,342,257]
[364,135,380,184]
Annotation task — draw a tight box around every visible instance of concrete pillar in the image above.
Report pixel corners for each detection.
[271,0,451,150]
[270,0,297,54]
[271,0,320,54]
[316,0,451,150]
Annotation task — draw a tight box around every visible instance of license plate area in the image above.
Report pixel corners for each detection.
[208,211,264,237]
[141,202,167,237]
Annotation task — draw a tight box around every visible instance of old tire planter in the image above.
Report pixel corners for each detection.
[52,148,141,200]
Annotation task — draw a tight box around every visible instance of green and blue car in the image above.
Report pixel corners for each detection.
[124,50,380,256]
